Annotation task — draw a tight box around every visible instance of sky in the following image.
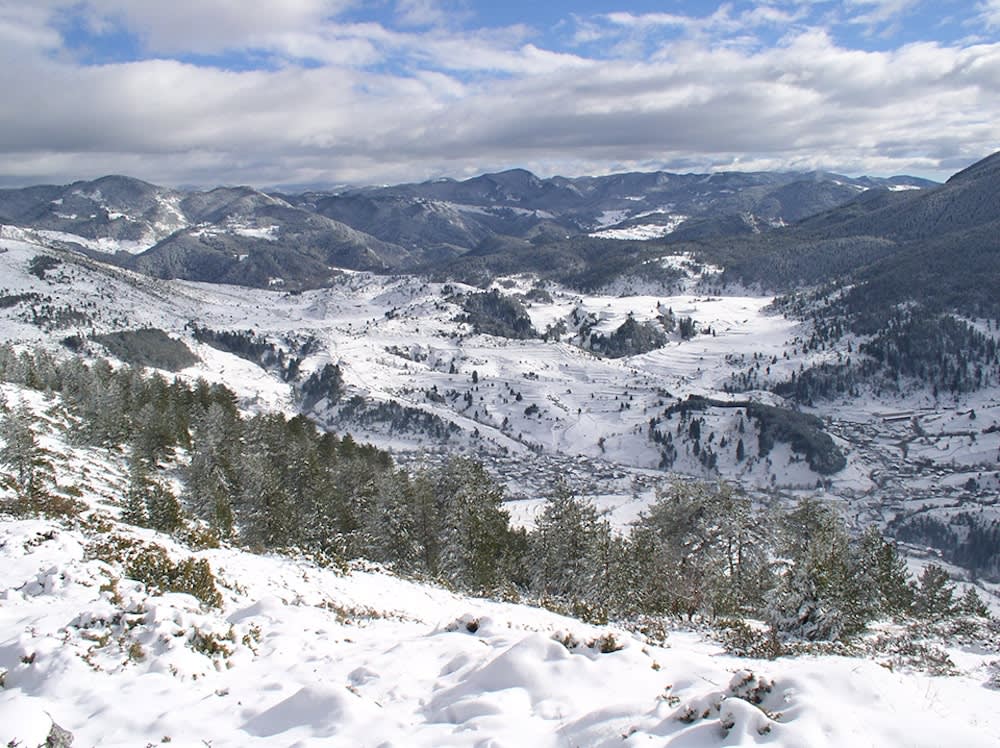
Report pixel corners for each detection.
[1,0,998,188]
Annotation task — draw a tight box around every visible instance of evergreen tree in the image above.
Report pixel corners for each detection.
[147,478,183,534]
[956,586,990,618]
[0,400,54,508]
[131,399,175,465]
[589,521,636,618]
[767,499,863,640]
[186,402,240,538]
[630,481,771,618]
[238,413,296,548]
[912,564,955,620]
[122,455,152,527]
[431,458,511,591]
[855,527,913,618]
[531,488,602,601]
[362,470,419,570]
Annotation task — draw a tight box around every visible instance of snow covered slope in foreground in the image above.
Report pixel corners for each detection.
[4,514,1000,748]
[6,512,1000,748]
[1,384,999,747]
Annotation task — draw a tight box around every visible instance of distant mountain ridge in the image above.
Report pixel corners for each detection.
[0,165,937,289]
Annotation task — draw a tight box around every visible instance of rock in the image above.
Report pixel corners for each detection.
[46,720,74,747]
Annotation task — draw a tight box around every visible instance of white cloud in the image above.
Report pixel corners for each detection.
[0,2,68,53]
[0,2,997,186]
[980,0,1000,28]
[844,0,921,34]
[83,0,351,53]
[394,0,470,28]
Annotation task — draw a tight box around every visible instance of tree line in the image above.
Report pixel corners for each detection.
[0,345,989,642]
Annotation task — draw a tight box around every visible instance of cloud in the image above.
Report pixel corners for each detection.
[0,2,997,186]
[81,0,351,54]
[394,0,471,29]
[980,0,1000,28]
[844,0,921,34]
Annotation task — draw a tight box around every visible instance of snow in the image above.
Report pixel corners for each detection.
[590,215,688,240]
[593,209,630,229]
[34,228,156,255]
[190,221,281,241]
[3,501,1000,747]
[2,229,1000,579]
[233,225,280,241]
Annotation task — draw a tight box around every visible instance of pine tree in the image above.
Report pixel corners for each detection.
[956,586,990,618]
[589,521,636,618]
[122,456,152,527]
[131,400,174,465]
[767,499,862,640]
[186,402,240,538]
[531,488,602,601]
[0,400,54,509]
[362,470,419,570]
[237,413,296,548]
[855,527,913,618]
[431,458,511,591]
[913,564,955,620]
[630,481,771,619]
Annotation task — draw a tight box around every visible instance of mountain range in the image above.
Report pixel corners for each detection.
[0,166,937,290]
[2,152,999,576]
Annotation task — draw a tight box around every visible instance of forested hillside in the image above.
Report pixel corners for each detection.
[1,346,990,644]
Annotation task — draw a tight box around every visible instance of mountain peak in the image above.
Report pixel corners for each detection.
[945,150,1000,185]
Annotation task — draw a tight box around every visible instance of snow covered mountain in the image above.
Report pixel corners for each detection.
[0,166,936,290]
[2,153,1000,586]
[2,201,999,584]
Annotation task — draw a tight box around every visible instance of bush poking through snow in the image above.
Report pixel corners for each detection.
[589,632,625,653]
[986,661,1000,690]
[552,630,581,651]
[621,615,670,647]
[863,632,958,676]
[551,629,625,654]
[189,627,236,659]
[673,669,782,737]
[715,618,783,660]
[87,534,223,608]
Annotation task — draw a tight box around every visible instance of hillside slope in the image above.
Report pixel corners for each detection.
[2,381,1000,748]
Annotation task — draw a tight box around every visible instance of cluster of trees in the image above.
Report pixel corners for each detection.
[770,299,999,404]
[189,325,321,384]
[859,312,998,396]
[0,346,511,591]
[647,396,845,477]
[334,395,459,441]
[0,345,989,642]
[588,316,667,358]
[892,512,1000,582]
[530,483,987,638]
[459,290,537,340]
[90,328,200,372]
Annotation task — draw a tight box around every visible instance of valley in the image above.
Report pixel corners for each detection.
[2,215,999,585]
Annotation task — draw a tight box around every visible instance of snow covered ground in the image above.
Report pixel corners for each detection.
[3,233,1000,745]
[3,506,1000,747]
